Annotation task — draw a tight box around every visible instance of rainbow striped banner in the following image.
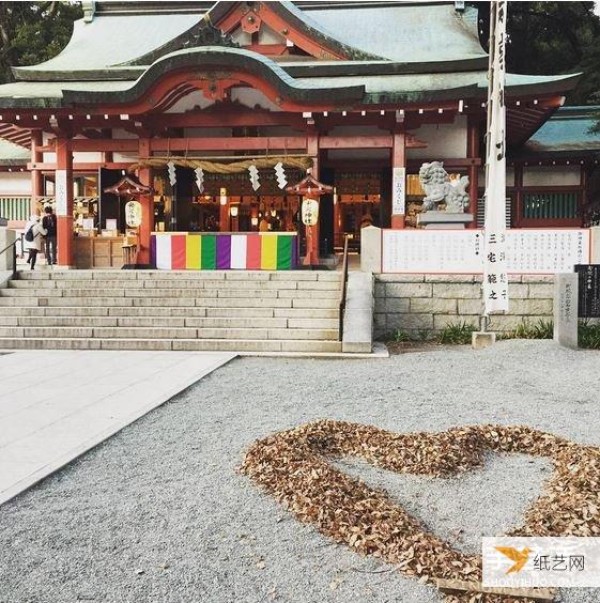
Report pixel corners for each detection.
[151,232,298,270]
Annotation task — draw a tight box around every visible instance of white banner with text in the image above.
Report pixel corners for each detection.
[381,229,590,274]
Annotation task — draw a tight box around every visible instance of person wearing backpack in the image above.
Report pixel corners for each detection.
[42,205,57,265]
[23,214,47,270]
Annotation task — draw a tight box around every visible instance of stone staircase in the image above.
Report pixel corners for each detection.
[0,270,343,353]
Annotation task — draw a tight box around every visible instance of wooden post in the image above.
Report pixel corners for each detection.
[137,138,152,265]
[307,129,320,264]
[391,128,406,229]
[55,138,73,267]
[514,162,523,228]
[30,130,43,214]
[333,187,341,249]
[467,116,480,228]
[435,578,556,602]
[219,197,229,233]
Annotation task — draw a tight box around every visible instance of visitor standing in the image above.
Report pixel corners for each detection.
[23,214,47,270]
[42,205,57,265]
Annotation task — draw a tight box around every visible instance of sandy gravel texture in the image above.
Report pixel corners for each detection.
[0,340,599,603]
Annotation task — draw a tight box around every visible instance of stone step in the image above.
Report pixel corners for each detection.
[0,306,340,318]
[0,337,343,353]
[9,278,341,291]
[0,287,340,299]
[0,315,339,329]
[0,296,338,308]
[0,326,339,340]
[16,269,342,282]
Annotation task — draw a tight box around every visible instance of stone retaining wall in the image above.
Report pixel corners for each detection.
[374,274,554,339]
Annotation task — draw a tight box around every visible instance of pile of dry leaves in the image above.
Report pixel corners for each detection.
[241,421,600,603]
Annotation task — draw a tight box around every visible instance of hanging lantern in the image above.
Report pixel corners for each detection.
[301,198,319,226]
[125,200,143,227]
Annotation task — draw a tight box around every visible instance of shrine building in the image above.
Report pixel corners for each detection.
[0,0,588,268]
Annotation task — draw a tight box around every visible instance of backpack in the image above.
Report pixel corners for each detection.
[44,214,56,236]
[25,226,34,242]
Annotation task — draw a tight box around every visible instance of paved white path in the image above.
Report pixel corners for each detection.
[0,350,234,506]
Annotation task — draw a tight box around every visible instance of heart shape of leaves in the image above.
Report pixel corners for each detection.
[241,421,600,603]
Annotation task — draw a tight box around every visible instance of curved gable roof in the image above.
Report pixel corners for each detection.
[13,11,203,77]
[302,2,486,64]
[13,1,485,82]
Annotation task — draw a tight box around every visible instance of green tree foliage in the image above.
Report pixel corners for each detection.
[476,1,600,105]
[0,1,82,84]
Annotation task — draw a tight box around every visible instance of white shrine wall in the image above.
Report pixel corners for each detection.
[522,165,580,187]
[408,115,467,160]
[476,166,581,188]
[0,172,30,195]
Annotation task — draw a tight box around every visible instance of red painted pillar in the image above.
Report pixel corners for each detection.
[391,128,406,229]
[55,138,73,267]
[307,130,320,264]
[30,130,44,214]
[137,139,152,265]
[467,116,480,228]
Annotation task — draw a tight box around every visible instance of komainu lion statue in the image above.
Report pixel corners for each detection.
[418,161,469,213]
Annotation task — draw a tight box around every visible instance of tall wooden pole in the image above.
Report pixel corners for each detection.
[138,138,153,265]
[55,138,73,267]
[390,126,406,229]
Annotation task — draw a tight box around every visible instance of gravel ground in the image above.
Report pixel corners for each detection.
[0,339,599,603]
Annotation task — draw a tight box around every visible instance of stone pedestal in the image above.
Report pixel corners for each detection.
[417,212,474,230]
[0,227,16,272]
[553,273,578,349]
[360,226,382,273]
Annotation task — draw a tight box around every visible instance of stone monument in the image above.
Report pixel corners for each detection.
[416,161,474,229]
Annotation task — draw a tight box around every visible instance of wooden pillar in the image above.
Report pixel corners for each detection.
[55,138,73,267]
[307,128,320,264]
[514,163,523,228]
[467,116,480,228]
[391,128,406,229]
[30,130,44,214]
[137,139,152,265]
[333,187,341,249]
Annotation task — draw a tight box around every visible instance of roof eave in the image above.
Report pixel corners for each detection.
[12,67,146,82]
[283,56,488,78]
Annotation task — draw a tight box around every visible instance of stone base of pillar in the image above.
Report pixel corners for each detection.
[417,211,474,229]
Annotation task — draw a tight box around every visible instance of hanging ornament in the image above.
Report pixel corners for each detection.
[274,162,287,189]
[194,167,204,193]
[167,161,177,186]
[248,164,260,191]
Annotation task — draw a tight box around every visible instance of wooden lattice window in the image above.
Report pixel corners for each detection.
[522,192,579,220]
